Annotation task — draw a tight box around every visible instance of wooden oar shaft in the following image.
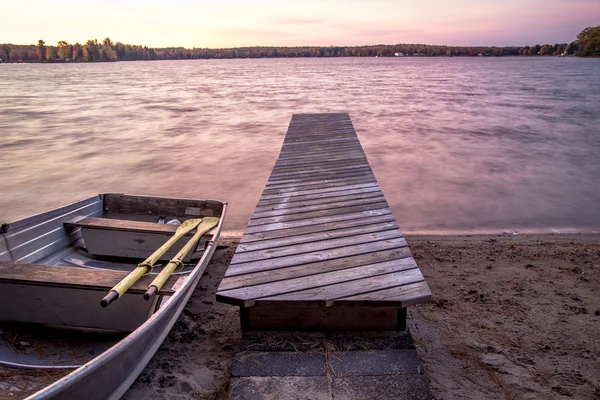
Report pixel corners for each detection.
[139,218,203,268]
[100,218,203,307]
[144,217,219,300]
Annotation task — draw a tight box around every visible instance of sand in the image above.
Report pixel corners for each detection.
[408,233,600,400]
[124,233,600,400]
[123,239,242,400]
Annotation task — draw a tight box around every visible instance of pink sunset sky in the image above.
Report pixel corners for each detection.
[3,0,599,48]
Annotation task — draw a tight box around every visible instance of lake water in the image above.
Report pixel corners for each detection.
[1,57,599,236]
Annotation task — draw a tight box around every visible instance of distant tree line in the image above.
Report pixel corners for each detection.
[1,26,598,63]
[576,26,600,57]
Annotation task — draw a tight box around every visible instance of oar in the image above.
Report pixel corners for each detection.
[143,217,220,301]
[100,218,204,307]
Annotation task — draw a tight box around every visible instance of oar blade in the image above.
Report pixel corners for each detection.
[139,218,204,268]
[143,217,220,300]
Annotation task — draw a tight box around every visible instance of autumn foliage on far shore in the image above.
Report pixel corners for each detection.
[1,26,598,62]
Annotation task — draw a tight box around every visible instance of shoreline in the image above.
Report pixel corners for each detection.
[221,229,600,239]
[124,232,600,399]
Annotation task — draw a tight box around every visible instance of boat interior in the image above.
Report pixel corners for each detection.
[0,194,224,377]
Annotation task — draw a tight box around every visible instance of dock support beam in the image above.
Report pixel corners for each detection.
[240,306,408,331]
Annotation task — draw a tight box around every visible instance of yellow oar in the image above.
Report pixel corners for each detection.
[100,218,204,307]
[143,217,220,301]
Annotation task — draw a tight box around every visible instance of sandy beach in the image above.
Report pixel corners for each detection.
[408,233,600,400]
[124,233,600,400]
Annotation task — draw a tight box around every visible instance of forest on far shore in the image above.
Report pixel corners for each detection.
[1,26,599,63]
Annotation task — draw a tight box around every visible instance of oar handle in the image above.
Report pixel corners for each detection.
[144,286,158,300]
[101,290,119,307]
[100,265,150,307]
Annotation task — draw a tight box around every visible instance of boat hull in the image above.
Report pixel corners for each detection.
[0,194,226,399]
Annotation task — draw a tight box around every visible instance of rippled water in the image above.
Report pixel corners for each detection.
[1,57,599,235]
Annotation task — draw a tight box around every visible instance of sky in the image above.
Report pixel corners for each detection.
[2,0,599,48]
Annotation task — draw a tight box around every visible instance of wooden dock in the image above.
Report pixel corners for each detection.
[217,113,431,330]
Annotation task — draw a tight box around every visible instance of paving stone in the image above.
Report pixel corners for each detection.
[231,352,325,377]
[330,349,421,377]
[332,375,433,400]
[229,376,331,400]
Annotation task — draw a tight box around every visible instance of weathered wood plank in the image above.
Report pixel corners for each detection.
[279,146,362,156]
[340,281,433,307]
[259,183,380,200]
[274,154,367,166]
[256,186,383,207]
[103,194,223,218]
[268,164,371,179]
[0,262,178,295]
[266,171,375,187]
[254,191,383,212]
[282,137,357,147]
[284,134,358,144]
[279,143,362,154]
[64,217,179,234]
[271,159,370,174]
[264,176,377,192]
[219,247,413,293]
[264,172,375,188]
[225,237,408,277]
[248,201,390,227]
[274,155,367,168]
[239,213,398,243]
[266,170,374,185]
[257,268,424,304]
[262,180,379,199]
[218,258,417,304]
[251,195,386,218]
[271,150,366,162]
[244,208,393,234]
[230,229,401,265]
[237,220,400,252]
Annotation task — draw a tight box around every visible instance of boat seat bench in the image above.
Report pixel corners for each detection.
[64,216,217,238]
[216,113,432,331]
[0,262,181,332]
[0,262,178,295]
[64,216,216,261]
[64,217,187,235]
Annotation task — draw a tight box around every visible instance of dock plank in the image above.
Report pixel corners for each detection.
[216,113,431,330]
[230,229,402,264]
[236,220,400,252]
[218,259,418,306]
[258,269,425,304]
[254,191,383,212]
[224,237,408,277]
[250,196,387,219]
[218,247,413,293]
[259,183,380,200]
[256,186,383,207]
[247,202,390,227]
[239,213,398,243]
